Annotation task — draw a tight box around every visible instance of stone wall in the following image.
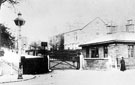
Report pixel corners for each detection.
[117,57,135,69]
[83,58,135,70]
[82,44,135,70]
[108,44,128,59]
[108,44,135,69]
[84,59,108,70]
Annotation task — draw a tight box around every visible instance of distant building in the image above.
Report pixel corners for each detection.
[49,17,117,50]
[49,34,64,50]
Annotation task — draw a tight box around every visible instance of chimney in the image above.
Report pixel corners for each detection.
[127,19,133,25]
[107,24,117,34]
[126,19,134,32]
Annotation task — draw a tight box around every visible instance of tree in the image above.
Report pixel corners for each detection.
[49,34,64,51]
[0,0,20,9]
[29,41,41,56]
[30,42,40,50]
[0,24,15,48]
[0,0,22,48]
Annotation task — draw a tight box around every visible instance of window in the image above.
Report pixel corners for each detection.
[91,47,99,58]
[104,46,108,58]
[107,25,117,34]
[128,45,134,57]
[126,24,134,32]
[126,20,134,32]
[86,47,89,58]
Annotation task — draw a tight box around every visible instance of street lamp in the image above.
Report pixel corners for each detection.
[14,12,25,79]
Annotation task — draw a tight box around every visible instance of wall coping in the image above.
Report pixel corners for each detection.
[84,58,109,60]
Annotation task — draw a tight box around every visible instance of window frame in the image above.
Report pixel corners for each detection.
[91,47,99,58]
[104,45,108,58]
[128,45,134,57]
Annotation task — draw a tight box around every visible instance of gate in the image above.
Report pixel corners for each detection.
[49,50,80,70]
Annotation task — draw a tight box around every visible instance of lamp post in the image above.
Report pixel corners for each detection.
[14,13,25,79]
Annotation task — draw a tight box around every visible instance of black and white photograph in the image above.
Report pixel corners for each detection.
[0,0,135,85]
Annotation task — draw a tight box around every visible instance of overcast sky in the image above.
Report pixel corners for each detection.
[0,0,135,43]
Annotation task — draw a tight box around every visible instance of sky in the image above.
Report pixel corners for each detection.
[0,0,135,43]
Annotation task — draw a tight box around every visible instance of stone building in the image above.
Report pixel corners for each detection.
[79,32,135,70]
[79,19,135,70]
[49,34,64,50]
[49,17,113,50]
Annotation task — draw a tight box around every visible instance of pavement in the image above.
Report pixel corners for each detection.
[0,74,36,84]
[0,49,36,84]
[0,59,36,84]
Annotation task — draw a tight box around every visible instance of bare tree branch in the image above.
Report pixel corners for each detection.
[0,0,21,10]
[1,0,7,3]
[0,0,20,7]
[8,0,19,4]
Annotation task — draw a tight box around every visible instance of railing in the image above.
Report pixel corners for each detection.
[84,58,109,60]
[49,50,80,62]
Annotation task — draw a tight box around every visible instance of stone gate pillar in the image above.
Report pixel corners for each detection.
[79,53,84,70]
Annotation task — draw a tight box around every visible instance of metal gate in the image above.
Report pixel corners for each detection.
[49,50,80,70]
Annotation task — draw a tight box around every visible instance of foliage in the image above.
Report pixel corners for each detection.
[49,34,64,51]
[0,0,21,48]
[0,24,15,48]
[30,41,41,50]
[0,0,21,8]
[0,0,19,5]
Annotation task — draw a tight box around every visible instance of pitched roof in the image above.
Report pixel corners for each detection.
[79,32,135,47]
[63,17,107,35]
[81,17,107,30]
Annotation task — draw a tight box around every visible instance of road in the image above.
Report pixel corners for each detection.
[1,49,135,85]
[2,69,135,85]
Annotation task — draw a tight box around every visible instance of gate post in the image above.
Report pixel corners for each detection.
[47,55,52,72]
[76,57,80,69]
[18,62,23,79]
[76,52,81,69]
[79,53,84,70]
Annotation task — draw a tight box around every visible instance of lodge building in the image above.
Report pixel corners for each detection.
[79,33,135,70]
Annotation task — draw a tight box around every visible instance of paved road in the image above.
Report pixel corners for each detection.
[2,69,135,85]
